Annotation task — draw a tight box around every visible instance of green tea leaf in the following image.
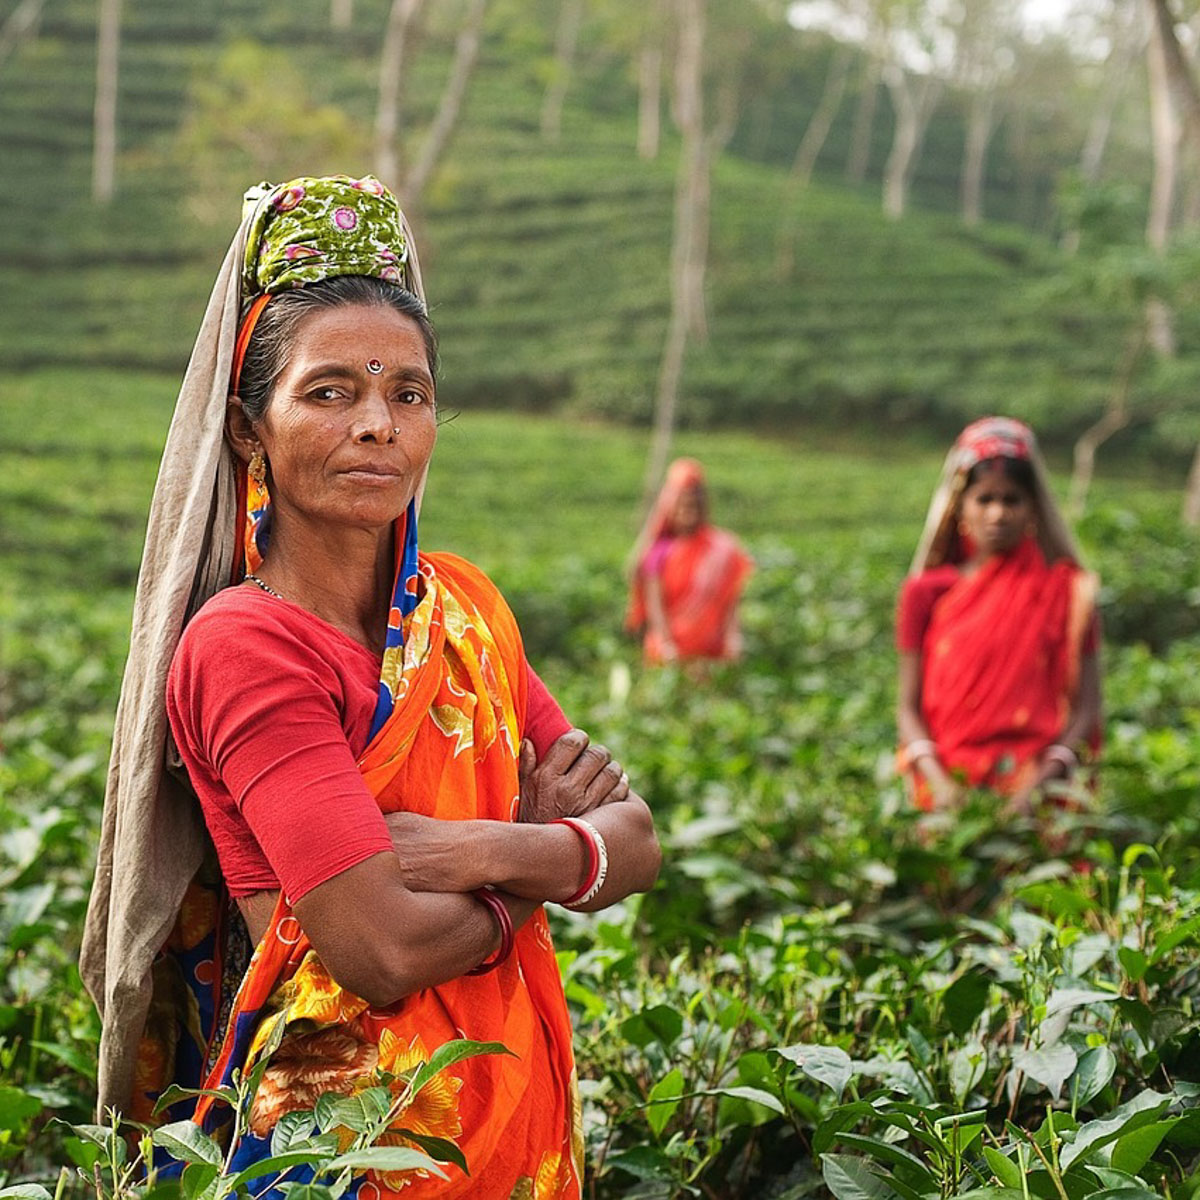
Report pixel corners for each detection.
[619,1004,684,1050]
[393,1130,468,1174]
[820,1153,898,1200]
[1110,1119,1179,1175]
[942,971,990,1037]
[833,1134,936,1191]
[982,1147,1023,1190]
[774,1043,855,1098]
[1012,1044,1077,1099]
[1060,1090,1172,1169]
[0,1087,42,1131]
[1118,947,1148,983]
[408,1039,513,1096]
[227,1150,328,1190]
[1071,1045,1117,1108]
[271,1109,317,1156]
[180,1163,218,1200]
[151,1120,223,1167]
[327,1146,448,1179]
[644,1067,684,1138]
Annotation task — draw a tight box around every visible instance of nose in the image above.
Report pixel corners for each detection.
[353,390,396,443]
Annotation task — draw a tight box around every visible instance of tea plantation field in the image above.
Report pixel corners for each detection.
[5,367,1200,1197]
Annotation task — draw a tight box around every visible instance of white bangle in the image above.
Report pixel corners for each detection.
[1044,743,1079,771]
[562,817,609,910]
[906,738,938,764]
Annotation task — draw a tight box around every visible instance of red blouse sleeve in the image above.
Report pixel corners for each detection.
[896,569,957,653]
[524,663,571,758]
[168,604,394,903]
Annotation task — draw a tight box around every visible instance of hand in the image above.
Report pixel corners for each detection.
[928,774,963,812]
[1004,785,1036,819]
[518,728,629,824]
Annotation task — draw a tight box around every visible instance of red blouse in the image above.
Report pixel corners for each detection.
[166,586,570,902]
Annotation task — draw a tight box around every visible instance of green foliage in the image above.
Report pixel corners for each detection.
[0,1037,503,1200]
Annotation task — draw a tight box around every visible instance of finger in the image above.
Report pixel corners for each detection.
[539,727,589,775]
[584,759,625,808]
[518,738,536,785]
[564,743,612,790]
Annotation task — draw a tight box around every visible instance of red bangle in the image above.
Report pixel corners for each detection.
[554,817,600,906]
[467,887,513,975]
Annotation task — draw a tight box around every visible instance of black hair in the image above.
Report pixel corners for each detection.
[964,455,1036,497]
[236,275,439,422]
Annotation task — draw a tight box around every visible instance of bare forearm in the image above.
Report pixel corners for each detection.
[294,855,539,1006]
[389,804,660,909]
[483,800,660,908]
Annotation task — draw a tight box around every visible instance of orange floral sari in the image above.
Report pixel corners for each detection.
[908,536,1098,808]
[175,552,582,1199]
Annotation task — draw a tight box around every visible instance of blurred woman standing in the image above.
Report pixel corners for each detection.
[896,417,1101,815]
[626,458,753,665]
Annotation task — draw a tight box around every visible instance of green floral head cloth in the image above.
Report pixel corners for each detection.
[241,174,417,298]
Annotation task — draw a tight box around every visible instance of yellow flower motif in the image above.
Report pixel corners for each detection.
[504,1151,576,1199]
[288,955,369,1026]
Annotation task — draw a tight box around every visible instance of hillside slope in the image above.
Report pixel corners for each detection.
[0,0,1162,443]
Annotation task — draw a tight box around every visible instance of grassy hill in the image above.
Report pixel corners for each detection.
[0,0,1184,453]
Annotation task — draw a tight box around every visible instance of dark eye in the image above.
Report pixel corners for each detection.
[395,389,428,405]
[310,385,345,402]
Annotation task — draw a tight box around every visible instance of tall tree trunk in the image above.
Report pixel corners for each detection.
[643,0,706,510]
[776,44,851,276]
[881,67,940,220]
[331,0,353,29]
[792,43,852,189]
[92,0,121,203]
[540,0,584,142]
[0,0,44,71]
[1181,438,1200,525]
[637,41,662,160]
[960,90,996,227]
[1068,327,1145,519]
[845,54,879,183]
[406,0,488,210]
[1146,0,1180,355]
[374,0,426,190]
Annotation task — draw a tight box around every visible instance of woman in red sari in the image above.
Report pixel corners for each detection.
[626,458,753,665]
[81,175,660,1199]
[896,417,1101,814]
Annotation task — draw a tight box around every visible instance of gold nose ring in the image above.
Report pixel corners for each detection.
[392,427,401,435]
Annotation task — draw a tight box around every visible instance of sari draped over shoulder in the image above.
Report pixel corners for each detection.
[909,536,1098,808]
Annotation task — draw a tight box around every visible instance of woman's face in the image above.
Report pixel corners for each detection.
[672,486,705,535]
[959,462,1034,557]
[250,303,437,532]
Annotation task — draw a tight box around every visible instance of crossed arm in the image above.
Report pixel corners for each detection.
[288,729,660,1006]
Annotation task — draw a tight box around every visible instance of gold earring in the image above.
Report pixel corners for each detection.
[248,450,267,484]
